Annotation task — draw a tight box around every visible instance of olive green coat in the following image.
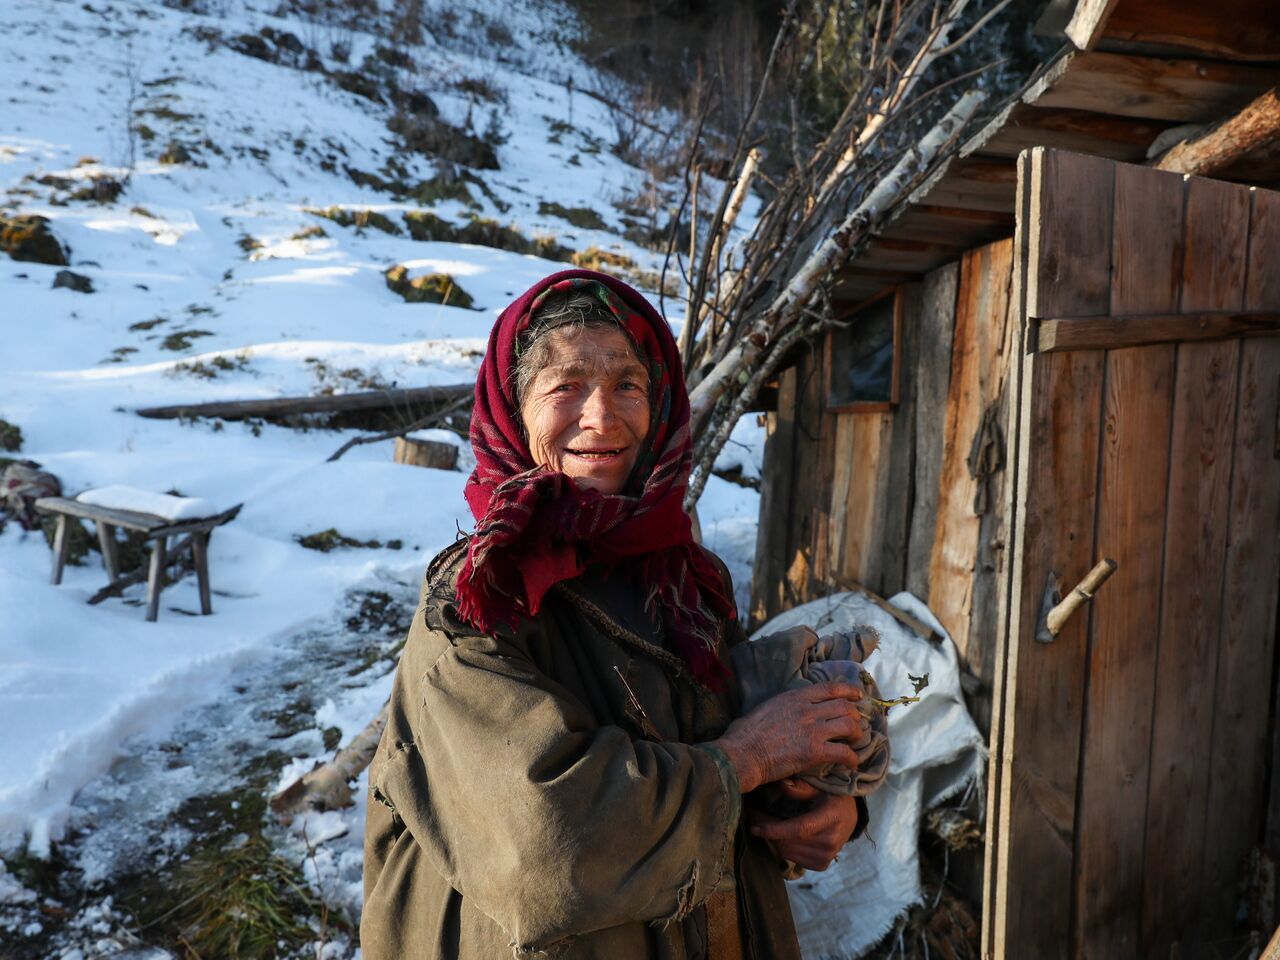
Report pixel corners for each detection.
[361,539,802,959]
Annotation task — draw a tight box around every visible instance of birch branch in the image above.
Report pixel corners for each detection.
[686,89,986,440]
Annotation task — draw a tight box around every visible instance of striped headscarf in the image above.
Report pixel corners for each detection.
[456,269,734,688]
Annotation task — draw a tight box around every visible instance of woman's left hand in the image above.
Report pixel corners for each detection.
[748,779,859,871]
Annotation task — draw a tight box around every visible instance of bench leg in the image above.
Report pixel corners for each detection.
[96,521,119,583]
[192,531,213,615]
[51,515,70,585]
[146,536,167,623]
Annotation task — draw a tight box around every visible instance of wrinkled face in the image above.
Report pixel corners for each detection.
[520,326,651,495]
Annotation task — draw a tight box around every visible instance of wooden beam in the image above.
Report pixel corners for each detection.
[1032,51,1280,124]
[1153,88,1280,178]
[970,104,1176,163]
[1038,312,1280,351]
[1102,0,1280,62]
[135,383,474,422]
[914,157,1018,213]
[1064,0,1122,51]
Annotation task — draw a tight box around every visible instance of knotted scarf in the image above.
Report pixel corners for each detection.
[455,269,735,688]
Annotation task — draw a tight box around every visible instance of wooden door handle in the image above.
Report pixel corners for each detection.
[1036,559,1118,643]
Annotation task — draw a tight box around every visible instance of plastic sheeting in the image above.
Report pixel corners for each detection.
[750,591,986,959]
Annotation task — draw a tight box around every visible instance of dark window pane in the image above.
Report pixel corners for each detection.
[829,295,896,406]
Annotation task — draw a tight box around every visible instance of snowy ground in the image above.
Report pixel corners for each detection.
[0,0,762,954]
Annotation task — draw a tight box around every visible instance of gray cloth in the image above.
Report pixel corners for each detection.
[1,460,60,531]
[729,624,890,797]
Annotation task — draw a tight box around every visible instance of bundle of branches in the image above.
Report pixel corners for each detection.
[670,0,1011,508]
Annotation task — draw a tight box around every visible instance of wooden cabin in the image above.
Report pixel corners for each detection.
[750,0,1280,955]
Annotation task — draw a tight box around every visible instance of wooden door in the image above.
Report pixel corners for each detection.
[982,147,1280,958]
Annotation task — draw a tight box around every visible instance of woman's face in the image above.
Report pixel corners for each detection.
[520,325,651,495]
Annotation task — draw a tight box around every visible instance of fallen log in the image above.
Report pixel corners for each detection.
[136,383,475,422]
[270,700,390,823]
[1152,87,1280,177]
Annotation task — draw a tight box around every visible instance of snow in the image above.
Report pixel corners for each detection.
[0,0,764,946]
[76,484,219,520]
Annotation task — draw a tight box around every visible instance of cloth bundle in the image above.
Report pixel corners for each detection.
[1,460,61,532]
[730,624,891,797]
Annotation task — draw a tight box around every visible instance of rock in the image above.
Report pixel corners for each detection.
[332,70,384,104]
[0,215,69,265]
[158,141,193,165]
[384,265,474,308]
[52,269,93,293]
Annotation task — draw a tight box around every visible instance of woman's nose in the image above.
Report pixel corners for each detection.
[579,385,617,429]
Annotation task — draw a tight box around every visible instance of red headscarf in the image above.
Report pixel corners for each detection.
[455,269,734,688]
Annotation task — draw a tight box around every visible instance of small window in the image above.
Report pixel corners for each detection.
[825,288,901,412]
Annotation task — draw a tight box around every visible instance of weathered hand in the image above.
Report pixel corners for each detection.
[711,682,868,794]
[748,779,859,872]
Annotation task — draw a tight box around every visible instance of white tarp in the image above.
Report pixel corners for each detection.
[751,591,986,959]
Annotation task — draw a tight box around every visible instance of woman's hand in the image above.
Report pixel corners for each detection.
[711,682,868,793]
[748,779,859,871]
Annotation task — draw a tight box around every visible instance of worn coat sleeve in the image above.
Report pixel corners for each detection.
[370,605,741,954]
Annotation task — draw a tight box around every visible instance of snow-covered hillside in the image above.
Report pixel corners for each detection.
[0,0,762,953]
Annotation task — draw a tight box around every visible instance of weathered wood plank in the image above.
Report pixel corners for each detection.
[1182,177,1252,313]
[750,366,799,628]
[915,157,1018,214]
[832,411,892,590]
[95,521,119,583]
[1074,158,1181,957]
[982,150,1035,952]
[1032,51,1280,124]
[1038,311,1280,351]
[992,349,1106,959]
[785,346,830,604]
[1026,149,1115,321]
[906,263,959,600]
[192,531,213,616]
[145,535,167,623]
[33,496,242,537]
[811,340,841,588]
[50,515,69,586]
[1072,348,1175,960]
[880,204,1013,248]
[1139,339,1240,955]
[968,105,1176,163]
[927,239,1015,664]
[1112,163,1185,315]
[1198,317,1280,945]
[964,281,1018,737]
[880,282,922,597]
[990,146,1109,959]
[1246,186,1280,312]
[1102,0,1280,61]
[1064,0,1123,51]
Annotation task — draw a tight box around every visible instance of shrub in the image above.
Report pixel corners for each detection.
[384,266,474,308]
[305,206,401,235]
[0,418,22,452]
[538,201,606,231]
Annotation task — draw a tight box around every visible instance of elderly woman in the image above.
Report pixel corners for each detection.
[362,270,870,959]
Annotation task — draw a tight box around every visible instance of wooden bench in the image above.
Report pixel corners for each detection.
[34,497,242,621]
